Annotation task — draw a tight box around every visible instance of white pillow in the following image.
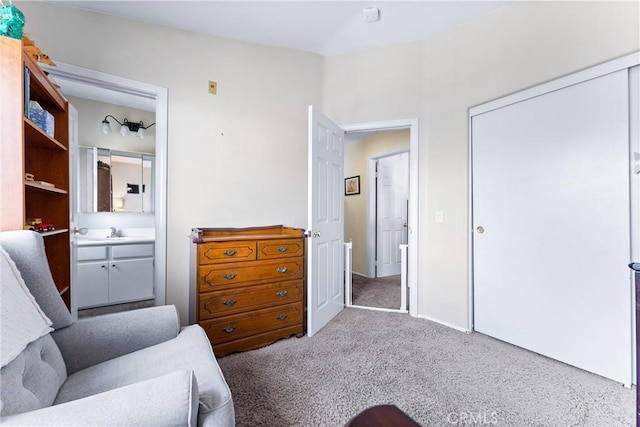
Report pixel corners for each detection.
[1,247,53,367]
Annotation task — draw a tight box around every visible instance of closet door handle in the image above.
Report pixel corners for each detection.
[276,267,288,273]
[223,273,237,280]
[276,290,288,297]
[223,299,237,306]
[223,249,237,256]
[277,246,288,252]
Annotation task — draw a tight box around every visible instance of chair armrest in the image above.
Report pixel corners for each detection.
[0,370,198,426]
[52,305,179,374]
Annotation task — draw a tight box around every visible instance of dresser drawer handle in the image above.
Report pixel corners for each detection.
[223,249,237,256]
[223,326,236,333]
[276,314,288,321]
[276,290,288,297]
[223,299,237,306]
[223,273,237,280]
[276,267,288,273]
[277,246,288,252]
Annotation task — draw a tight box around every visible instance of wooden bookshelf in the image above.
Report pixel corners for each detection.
[0,36,71,308]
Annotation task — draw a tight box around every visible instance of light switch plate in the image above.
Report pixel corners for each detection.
[208,80,217,95]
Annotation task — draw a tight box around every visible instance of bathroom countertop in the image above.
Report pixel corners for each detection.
[75,228,155,246]
[76,236,155,246]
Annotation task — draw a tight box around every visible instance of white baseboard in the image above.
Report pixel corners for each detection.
[348,304,407,314]
[351,271,368,278]
[415,314,471,333]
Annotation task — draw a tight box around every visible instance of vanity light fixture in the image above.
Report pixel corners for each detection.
[101,115,155,139]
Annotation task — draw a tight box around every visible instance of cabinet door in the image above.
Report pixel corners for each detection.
[77,262,109,308]
[109,258,154,304]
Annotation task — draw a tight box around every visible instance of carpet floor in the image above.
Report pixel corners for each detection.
[217,308,634,426]
[351,274,400,310]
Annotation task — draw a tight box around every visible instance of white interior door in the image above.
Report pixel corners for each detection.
[472,70,632,384]
[307,106,345,336]
[376,152,409,277]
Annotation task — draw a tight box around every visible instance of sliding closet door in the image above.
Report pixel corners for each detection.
[472,69,632,384]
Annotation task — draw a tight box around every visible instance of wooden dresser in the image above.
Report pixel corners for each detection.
[190,225,306,357]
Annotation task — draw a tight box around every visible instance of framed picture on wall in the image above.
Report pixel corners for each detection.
[345,175,360,196]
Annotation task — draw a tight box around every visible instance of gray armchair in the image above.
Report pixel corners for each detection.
[0,230,234,426]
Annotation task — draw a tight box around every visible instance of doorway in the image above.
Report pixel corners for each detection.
[307,108,419,335]
[344,130,409,311]
[41,62,168,312]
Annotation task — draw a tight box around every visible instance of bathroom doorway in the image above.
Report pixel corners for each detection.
[42,63,168,317]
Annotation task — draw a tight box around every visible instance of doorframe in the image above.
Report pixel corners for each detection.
[367,148,410,278]
[343,119,419,317]
[41,62,169,308]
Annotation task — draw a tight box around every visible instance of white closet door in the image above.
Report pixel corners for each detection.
[472,70,631,384]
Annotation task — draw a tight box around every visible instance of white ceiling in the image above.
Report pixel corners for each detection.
[52,1,510,56]
[47,1,510,111]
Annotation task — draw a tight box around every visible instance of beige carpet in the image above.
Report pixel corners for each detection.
[351,274,400,309]
[217,308,634,426]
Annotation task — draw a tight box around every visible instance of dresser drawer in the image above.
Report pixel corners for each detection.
[257,239,304,260]
[212,325,304,357]
[199,241,256,264]
[198,280,303,320]
[199,257,304,292]
[201,303,303,344]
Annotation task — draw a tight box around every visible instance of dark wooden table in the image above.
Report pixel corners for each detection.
[344,405,421,427]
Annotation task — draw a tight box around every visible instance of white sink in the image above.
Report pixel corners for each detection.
[76,236,155,246]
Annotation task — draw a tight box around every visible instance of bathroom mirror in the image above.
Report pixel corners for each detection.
[78,146,155,213]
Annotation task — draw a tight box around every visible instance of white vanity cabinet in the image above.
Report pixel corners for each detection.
[76,242,154,309]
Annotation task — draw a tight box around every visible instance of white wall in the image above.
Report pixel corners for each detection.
[344,130,409,275]
[323,1,639,328]
[17,1,639,329]
[17,2,323,324]
[67,95,156,154]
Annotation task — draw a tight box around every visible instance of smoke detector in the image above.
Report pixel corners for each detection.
[363,7,380,23]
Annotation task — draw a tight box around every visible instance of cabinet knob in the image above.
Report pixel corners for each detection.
[277,246,288,252]
[101,265,106,269]
[276,267,288,273]
[276,290,288,297]
[276,314,288,321]
[223,299,237,306]
[223,326,236,333]
[223,273,237,280]
[223,249,237,256]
